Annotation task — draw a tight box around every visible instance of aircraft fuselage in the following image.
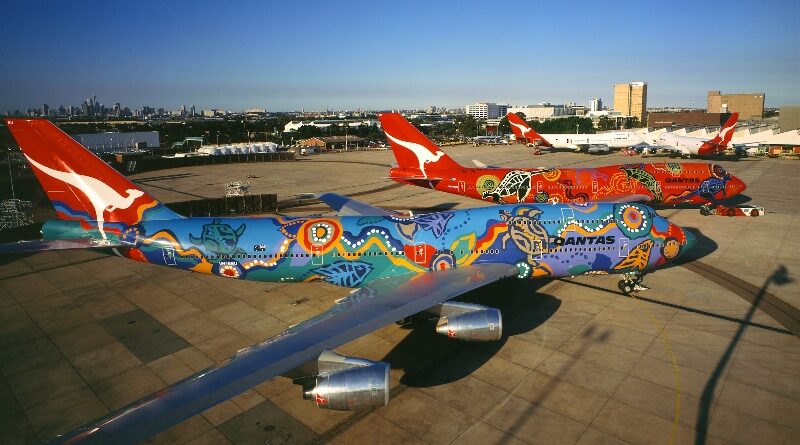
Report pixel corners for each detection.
[391,162,745,206]
[43,203,692,286]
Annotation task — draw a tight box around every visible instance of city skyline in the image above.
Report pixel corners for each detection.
[1,0,798,111]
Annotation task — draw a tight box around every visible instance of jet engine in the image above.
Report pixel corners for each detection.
[302,351,389,411]
[434,302,502,341]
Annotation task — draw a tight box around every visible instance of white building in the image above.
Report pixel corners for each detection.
[589,98,603,112]
[465,102,507,119]
[507,103,573,120]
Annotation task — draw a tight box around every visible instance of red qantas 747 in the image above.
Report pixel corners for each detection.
[381,113,746,206]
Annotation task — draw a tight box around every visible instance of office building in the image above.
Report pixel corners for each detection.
[707,91,765,120]
[465,102,507,119]
[589,98,603,112]
[613,81,647,122]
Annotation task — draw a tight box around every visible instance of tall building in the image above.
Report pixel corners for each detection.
[707,91,765,120]
[613,81,647,122]
[466,102,504,119]
[589,98,603,112]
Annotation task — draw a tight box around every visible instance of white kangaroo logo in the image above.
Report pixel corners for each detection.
[385,132,446,178]
[26,155,144,239]
[509,120,532,138]
[717,123,735,142]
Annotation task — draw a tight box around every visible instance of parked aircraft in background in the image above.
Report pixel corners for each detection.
[506,112,643,151]
[1,119,695,444]
[658,113,739,157]
[472,135,505,145]
[382,113,746,206]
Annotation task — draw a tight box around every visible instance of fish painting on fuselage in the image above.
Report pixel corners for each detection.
[380,113,747,206]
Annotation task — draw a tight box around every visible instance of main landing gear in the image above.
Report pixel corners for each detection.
[618,271,649,295]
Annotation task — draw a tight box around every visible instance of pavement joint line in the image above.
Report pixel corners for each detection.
[312,279,567,445]
[629,291,682,445]
[0,255,109,281]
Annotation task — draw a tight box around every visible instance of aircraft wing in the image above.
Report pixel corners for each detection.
[53,263,519,445]
[0,238,124,253]
[315,192,395,217]
[471,159,501,169]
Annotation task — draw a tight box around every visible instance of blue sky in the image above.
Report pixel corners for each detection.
[1,0,797,111]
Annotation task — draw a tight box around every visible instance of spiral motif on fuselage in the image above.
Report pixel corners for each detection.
[614,203,652,239]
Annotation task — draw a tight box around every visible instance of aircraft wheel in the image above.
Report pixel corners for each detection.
[700,207,710,216]
[727,208,736,217]
[751,209,759,217]
[395,318,411,326]
[618,281,634,295]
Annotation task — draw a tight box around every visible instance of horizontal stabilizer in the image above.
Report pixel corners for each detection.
[0,238,124,254]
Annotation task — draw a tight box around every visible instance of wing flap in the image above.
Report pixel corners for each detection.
[54,263,518,444]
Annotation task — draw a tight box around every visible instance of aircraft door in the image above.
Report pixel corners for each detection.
[536,181,543,193]
[413,243,427,265]
[458,181,466,193]
[592,181,598,194]
[312,244,324,265]
[162,247,177,266]
[532,239,543,260]
[560,207,575,226]
[618,238,630,258]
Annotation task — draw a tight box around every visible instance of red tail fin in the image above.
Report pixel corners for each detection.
[506,112,550,146]
[379,113,461,177]
[4,119,180,229]
[699,112,738,155]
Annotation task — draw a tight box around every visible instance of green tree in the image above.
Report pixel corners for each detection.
[597,116,617,131]
[624,117,640,129]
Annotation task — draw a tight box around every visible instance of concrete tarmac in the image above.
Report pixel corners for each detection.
[1,145,798,445]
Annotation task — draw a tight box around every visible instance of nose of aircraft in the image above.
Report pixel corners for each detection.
[728,175,747,197]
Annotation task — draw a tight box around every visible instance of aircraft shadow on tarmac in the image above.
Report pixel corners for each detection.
[381,278,562,388]
[664,226,718,268]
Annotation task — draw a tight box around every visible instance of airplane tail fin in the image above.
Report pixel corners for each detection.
[700,113,738,155]
[715,112,738,146]
[506,112,550,146]
[4,119,181,231]
[379,113,461,177]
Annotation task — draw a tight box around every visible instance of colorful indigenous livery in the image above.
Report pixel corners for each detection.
[381,113,746,206]
[2,119,694,444]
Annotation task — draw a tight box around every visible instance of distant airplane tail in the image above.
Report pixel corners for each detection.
[379,113,462,179]
[4,119,181,236]
[506,112,550,146]
[699,112,738,155]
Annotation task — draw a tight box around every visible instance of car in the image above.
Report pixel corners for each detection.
[700,204,765,217]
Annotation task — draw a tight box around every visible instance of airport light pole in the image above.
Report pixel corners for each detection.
[7,148,15,200]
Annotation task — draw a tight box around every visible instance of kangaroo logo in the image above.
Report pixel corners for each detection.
[509,120,532,138]
[385,132,445,178]
[25,155,144,238]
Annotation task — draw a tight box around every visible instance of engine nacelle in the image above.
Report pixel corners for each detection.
[435,302,502,341]
[302,351,389,411]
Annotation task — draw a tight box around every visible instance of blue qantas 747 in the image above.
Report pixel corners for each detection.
[1,119,695,444]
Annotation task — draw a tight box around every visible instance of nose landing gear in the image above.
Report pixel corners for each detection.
[618,271,648,294]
